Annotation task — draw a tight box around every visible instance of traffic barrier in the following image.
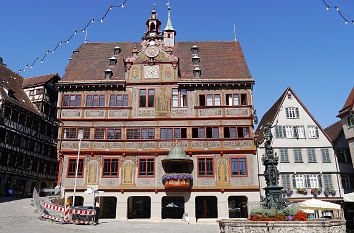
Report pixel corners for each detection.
[32,188,97,224]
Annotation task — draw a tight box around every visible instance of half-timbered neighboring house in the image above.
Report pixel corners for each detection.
[255,87,343,205]
[0,59,59,196]
[57,5,258,221]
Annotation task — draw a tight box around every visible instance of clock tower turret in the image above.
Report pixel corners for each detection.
[144,3,163,40]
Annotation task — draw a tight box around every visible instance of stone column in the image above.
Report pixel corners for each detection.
[217,194,229,219]
[116,194,128,220]
[184,194,196,223]
[150,193,162,221]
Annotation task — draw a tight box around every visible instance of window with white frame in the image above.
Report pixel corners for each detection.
[321,148,331,163]
[308,126,319,139]
[172,89,187,108]
[294,148,303,163]
[285,126,293,138]
[294,126,305,138]
[281,174,291,187]
[307,148,316,163]
[279,148,289,163]
[305,174,320,188]
[285,107,299,119]
[294,174,305,188]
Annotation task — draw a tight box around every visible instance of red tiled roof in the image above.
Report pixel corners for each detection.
[22,73,60,88]
[324,120,342,142]
[62,41,253,82]
[0,65,39,114]
[255,87,332,144]
[338,86,354,116]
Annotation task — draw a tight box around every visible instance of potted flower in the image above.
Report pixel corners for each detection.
[324,187,336,197]
[282,187,293,196]
[311,188,322,197]
[296,188,307,195]
[162,173,193,189]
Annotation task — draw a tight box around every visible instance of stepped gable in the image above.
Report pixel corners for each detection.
[61,41,253,82]
[0,64,39,114]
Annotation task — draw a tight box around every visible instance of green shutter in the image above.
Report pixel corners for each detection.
[295,108,299,118]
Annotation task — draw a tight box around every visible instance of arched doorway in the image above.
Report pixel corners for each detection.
[98,196,117,219]
[127,196,151,219]
[162,196,184,219]
[195,196,217,219]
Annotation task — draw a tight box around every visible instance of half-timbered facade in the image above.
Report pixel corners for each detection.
[57,5,258,221]
[0,60,59,196]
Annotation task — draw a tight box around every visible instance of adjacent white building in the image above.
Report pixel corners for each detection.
[255,87,343,202]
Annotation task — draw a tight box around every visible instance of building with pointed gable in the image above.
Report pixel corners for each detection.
[255,87,343,204]
[57,4,259,221]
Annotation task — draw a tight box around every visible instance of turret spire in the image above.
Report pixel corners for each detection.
[163,1,176,47]
[164,2,175,31]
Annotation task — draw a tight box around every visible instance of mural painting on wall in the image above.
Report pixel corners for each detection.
[131,66,139,81]
[123,161,134,184]
[156,87,171,113]
[218,159,228,183]
[87,160,99,185]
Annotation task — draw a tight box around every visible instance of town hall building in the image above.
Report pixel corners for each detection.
[57,4,258,221]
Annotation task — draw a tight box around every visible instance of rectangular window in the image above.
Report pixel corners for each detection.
[103,158,119,177]
[172,89,187,107]
[107,128,121,140]
[308,126,319,139]
[199,94,221,106]
[296,126,305,138]
[323,174,333,188]
[109,94,128,107]
[294,148,303,163]
[307,148,316,163]
[139,158,155,177]
[62,128,89,139]
[67,158,84,177]
[62,94,81,107]
[285,126,294,138]
[280,148,289,163]
[305,174,320,188]
[160,128,187,139]
[223,126,250,138]
[347,115,354,128]
[225,93,247,106]
[275,125,285,138]
[198,157,214,176]
[86,94,105,107]
[321,148,331,163]
[126,128,154,140]
[342,175,351,189]
[139,89,154,107]
[281,174,291,188]
[294,174,305,188]
[94,128,106,140]
[231,157,247,176]
[192,127,219,139]
[286,107,299,118]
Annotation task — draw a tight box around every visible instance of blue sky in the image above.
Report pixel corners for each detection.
[1,0,353,128]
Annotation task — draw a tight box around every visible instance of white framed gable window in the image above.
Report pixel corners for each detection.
[305,174,321,188]
[285,126,293,138]
[308,126,319,139]
[294,174,305,188]
[293,126,305,139]
[286,107,299,119]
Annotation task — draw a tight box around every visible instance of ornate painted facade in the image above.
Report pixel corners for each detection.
[57,5,258,221]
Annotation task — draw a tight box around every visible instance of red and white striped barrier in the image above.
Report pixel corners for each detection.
[41,214,64,222]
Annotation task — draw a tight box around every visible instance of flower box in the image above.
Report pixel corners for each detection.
[162,173,192,189]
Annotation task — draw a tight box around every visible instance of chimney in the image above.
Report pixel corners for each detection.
[0,57,6,67]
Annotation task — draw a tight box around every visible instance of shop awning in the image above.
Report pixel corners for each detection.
[297,199,341,210]
[344,192,354,202]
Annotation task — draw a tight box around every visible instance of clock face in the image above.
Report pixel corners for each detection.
[145,45,159,58]
[144,66,159,79]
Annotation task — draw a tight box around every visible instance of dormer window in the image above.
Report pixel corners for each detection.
[192,55,200,65]
[104,69,113,79]
[192,45,198,54]
[193,67,201,78]
[287,93,292,99]
[114,46,121,55]
[109,57,117,66]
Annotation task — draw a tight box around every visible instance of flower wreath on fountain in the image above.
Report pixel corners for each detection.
[249,207,307,221]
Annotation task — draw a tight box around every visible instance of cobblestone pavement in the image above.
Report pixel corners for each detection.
[0,197,219,233]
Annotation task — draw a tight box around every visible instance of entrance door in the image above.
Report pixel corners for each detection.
[162,196,184,219]
[228,196,248,218]
[127,196,151,219]
[99,196,117,219]
[195,196,217,218]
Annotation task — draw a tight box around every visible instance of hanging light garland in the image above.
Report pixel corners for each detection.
[18,0,128,73]
[322,0,352,25]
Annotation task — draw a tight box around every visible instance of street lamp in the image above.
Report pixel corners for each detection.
[72,129,83,207]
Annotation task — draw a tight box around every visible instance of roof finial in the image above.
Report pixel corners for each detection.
[233,24,237,41]
[153,2,156,12]
[164,0,175,31]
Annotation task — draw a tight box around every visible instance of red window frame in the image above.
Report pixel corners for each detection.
[62,94,82,107]
[223,126,251,138]
[225,93,248,106]
[138,157,155,178]
[94,128,106,140]
[109,94,129,107]
[63,127,90,139]
[86,94,105,107]
[102,158,119,178]
[67,158,84,178]
[139,88,155,108]
[172,88,188,108]
[126,128,155,140]
[230,156,248,177]
[197,157,214,177]
[160,127,188,140]
[192,127,219,139]
[198,94,221,107]
[106,128,122,140]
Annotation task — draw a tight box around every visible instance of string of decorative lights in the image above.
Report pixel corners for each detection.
[18,0,128,73]
[322,0,353,25]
